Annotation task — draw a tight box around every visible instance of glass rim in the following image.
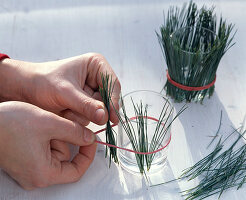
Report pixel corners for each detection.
[170,26,218,55]
[119,90,173,124]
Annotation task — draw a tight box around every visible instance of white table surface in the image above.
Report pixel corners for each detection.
[0,0,246,199]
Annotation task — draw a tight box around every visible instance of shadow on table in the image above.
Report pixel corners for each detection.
[171,92,234,161]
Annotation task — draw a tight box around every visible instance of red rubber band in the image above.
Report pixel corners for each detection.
[0,53,10,61]
[166,70,216,91]
[94,116,171,155]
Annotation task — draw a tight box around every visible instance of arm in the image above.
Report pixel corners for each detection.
[0,57,35,102]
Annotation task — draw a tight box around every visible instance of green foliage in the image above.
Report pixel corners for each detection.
[99,73,118,166]
[155,127,246,200]
[179,128,246,199]
[156,1,235,102]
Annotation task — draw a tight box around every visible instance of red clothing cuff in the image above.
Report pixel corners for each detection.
[0,53,10,60]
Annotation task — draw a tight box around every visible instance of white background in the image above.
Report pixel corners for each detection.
[0,0,246,199]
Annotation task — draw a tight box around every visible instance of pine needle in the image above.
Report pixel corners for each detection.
[99,73,118,166]
[207,110,223,148]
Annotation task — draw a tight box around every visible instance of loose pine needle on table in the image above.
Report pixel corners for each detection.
[157,127,246,200]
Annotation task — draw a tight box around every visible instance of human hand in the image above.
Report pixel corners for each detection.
[0,53,121,125]
[0,101,97,190]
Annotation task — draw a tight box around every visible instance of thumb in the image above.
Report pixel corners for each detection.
[49,115,96,146]
[64,87,108,125]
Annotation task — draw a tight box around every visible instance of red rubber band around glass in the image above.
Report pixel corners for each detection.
[166,70,216,91]
[94,116,171,155]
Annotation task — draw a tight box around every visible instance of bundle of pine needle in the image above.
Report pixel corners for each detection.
[156,1,235,102]
[115,95,186,174]
[99,73,118,166]
[161,127,246,200]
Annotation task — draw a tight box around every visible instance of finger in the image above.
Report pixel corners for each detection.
[89,90,119,123]
[51,140,70,161]
[83,86,112,124]
[92,91,103,102]
[83,86,108,124]
[83,84,94,97]
[84,85,103,102]
[83,85,104,115]
[48,114,95,146]
[51,142,97,185]
[61,109,90,126]
[64,87,108,125]
[83,53,121,124]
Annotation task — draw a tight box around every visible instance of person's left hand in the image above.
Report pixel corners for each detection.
[0,101,97,190]
[0,53,121,126]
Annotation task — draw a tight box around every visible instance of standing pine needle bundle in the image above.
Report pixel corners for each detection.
[99,74,186,174]
[156,1,235,102]
[99,73,118,166]
[116,91,186,174]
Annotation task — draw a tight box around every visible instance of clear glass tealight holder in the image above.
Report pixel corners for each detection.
[166,26,218,102]
[117,90,173,175]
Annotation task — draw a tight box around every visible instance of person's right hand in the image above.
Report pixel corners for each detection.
[0,101,97,190]
[0,53,121,126]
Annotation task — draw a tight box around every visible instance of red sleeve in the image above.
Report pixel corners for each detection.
[0,53,9,60]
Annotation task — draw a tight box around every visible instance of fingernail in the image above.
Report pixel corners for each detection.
[94,108,105,123]
[84,129,96,143]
